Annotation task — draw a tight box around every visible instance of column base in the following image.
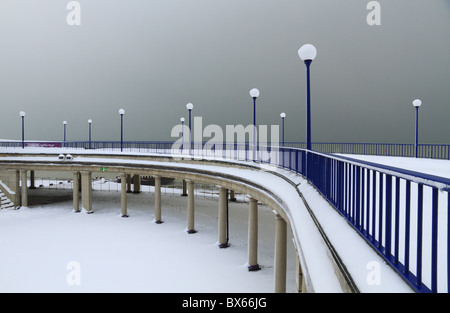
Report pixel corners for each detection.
[248,264,261,272]
[218,243,230,249]
[187,229,197,234]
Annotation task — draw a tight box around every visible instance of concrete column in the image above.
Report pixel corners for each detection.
[186,180,196,234]
[218,187,229,248]
[296,251,305,292]
[229,190,237,202]
[126,174,132,193]
[274,212,287,293]
[248,197,260,271]
[120,173,128,217]
[13,169,20,206]
[181,179,187,196]
[29,170,36,189]
[73,172,80,212]
[133,174,141,193]
[20,170,28,207]
[154,176,163,224]
[81,171,93,214]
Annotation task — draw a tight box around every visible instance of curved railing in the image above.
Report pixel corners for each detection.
[1,140,449,292]
[1,141,450,159]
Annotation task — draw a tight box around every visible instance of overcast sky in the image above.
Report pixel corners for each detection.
[0,0,449,144]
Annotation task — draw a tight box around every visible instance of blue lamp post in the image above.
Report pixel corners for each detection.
[298,44,317,151]
[186,103,193,156]
[180,117,185,152]
[19,111,25,149]
[249,88,260,161]
[119,109,125,152]
[88,119,92,149]
[412,99,422,158]
[63,121,67,142]
[280,112,286,146]
[280,112,286,168]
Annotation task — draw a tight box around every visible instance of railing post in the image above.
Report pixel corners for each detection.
[404,180,411,274]
[431,187,438,293]
[416,183,423,288]
[385,174,392,257]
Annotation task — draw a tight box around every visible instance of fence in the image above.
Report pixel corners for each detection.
[2,140,450,292]
[2,141,450,160]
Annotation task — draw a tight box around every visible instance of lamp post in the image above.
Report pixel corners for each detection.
[280,112,286,168]
[280,112,286,147]
[19,111,25,149]
[186,103,193,156]
[63,121,67,142]
[180,117,185,152]
[298,44,317,151]
[412,99,422,158]
[249,88,260,161]
[119,109,125,152]
[88,119,92,149]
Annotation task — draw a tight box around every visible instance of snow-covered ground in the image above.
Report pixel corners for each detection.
[0,182,297,293]
[338,154,450,179]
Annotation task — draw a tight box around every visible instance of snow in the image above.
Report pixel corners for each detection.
[1,147,448,293]
[337,154,450,179]
[0,186,297,292]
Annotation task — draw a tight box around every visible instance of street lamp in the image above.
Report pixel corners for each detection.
[280,112,286,147]
[249,88,260,161]
[298,44,317,151]
[186,103,194,155]
[19,111,25,149]
[412,99,422,158]
[180,117,185,152]
[63,121,67,147]
[119,109,125,152]
[88,119,92,149]
[280,112,286,168]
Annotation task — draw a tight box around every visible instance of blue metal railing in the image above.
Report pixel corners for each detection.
[300,150,450,293]
[2,140,450,159]
[1,140,449,292]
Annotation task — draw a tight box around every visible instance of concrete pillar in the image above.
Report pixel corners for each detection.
[29,170,36,189]
[248,197,260,271]
[229,190,237,202]
[133,174,141,193]
[120,173,128,217]
[186,180,196,234]
[73,172,80,212]
[13,169,20,206]
[154,176,163,223]
[218,187,229,248]
[274,212,287,293]
[181,179,187,196]
[126,174,132,193]
[296,251,305,292]
[20,170,28,207]
[81,171,93,214]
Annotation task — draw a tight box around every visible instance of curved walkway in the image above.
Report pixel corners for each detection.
[0,149,413,292]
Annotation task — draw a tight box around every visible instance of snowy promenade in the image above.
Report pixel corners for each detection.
[1,149,448,292]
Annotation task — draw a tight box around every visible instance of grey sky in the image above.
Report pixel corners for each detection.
[0,0,449,144]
